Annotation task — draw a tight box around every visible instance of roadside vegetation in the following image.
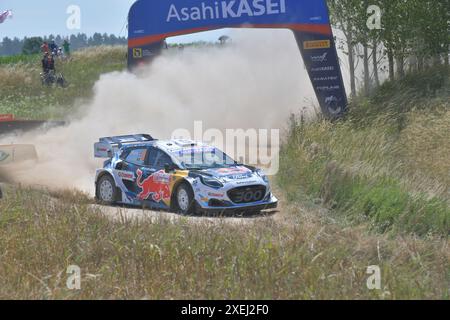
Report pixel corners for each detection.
[293,0,450,238]
[0,54,40,65]
[0,186,448,299]
[0,46,126,120]
[0,46,448,299]
[278,66,450,237]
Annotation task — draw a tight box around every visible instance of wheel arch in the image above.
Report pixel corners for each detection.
[95,169,114,185]
[95,170,121,202]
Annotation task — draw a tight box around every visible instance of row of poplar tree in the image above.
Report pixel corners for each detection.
[328,0,449,97]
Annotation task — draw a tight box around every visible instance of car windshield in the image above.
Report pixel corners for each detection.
[170,146,236,170]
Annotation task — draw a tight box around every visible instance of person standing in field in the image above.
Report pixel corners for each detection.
[42,52,50,74]
[42,52,55,74]
[47,54,55,72]
[41,41,49,54]
[63,39,71,57]
[49,40,58,56]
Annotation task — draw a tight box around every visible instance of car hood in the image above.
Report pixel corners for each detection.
[200,166,257,181]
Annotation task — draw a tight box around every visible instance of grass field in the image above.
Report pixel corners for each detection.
[0,48,448,299]
[0,186,448,299]
[0,46,127,120]
[0,54,41,65]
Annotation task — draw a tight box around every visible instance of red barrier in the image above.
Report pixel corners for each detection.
[0,114,14,122]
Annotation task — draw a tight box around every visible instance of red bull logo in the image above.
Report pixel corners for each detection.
[136,169,171,202]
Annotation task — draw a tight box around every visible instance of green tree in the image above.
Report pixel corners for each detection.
[22,37,43,55]
[328,0,362,98]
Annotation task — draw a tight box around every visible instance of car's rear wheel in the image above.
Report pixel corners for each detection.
[96,175,118,205]
[175,183,195,215]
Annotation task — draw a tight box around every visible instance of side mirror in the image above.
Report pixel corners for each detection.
[115,160,124,170]
[164,164,176,173]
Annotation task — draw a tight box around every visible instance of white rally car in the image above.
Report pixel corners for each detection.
[94,134,278,215]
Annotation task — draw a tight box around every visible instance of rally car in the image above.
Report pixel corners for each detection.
[94,134,278,215]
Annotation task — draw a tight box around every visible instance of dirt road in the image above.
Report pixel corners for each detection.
[92,204,280,226]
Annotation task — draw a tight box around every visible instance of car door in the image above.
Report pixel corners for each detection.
[118,147,150,195]
[134,147,159,201]
[135,148,174,204]
[153,149,175,172]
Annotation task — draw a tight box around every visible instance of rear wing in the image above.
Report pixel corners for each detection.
[94,134,154,158]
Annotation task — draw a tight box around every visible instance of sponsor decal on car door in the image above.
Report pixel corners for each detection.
[136,169,171,202]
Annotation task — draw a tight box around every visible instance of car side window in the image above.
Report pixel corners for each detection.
[119,149,129,160]
[125,148,147,166]
[146,147,159,168]
[154,150,174,170]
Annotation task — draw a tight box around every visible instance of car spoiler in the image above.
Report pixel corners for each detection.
[94,134,154,158]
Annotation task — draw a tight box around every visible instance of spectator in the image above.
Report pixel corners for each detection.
[63,39,71,56]
[42,53,55,74]
[49,40,58,56]
[42,52,49,74]
[47,54,55,72]
[41,41,49,54]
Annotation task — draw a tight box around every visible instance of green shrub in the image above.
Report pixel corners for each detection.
[278,70,450,237]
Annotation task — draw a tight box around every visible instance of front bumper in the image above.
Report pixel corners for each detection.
[197,199,278,215]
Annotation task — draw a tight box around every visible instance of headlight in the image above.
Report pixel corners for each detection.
[200,176,224,188]
[256,169,269,183]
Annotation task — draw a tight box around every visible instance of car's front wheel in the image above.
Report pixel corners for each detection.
[175,183,196,215]
[96,175,118,205]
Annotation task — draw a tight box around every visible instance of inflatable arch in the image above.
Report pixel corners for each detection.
[128,0,347,118]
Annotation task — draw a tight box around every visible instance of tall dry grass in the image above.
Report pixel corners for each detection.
[396,108,450,194]
[279,67,450,236]
[0,186,448,299]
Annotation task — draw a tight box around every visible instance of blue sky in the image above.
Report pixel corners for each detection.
[0,0,224,43]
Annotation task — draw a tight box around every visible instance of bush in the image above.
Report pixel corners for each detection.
[278,70,450,237]
[348,65,450,123]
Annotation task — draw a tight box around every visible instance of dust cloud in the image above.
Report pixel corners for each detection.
[1,30,317,193]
